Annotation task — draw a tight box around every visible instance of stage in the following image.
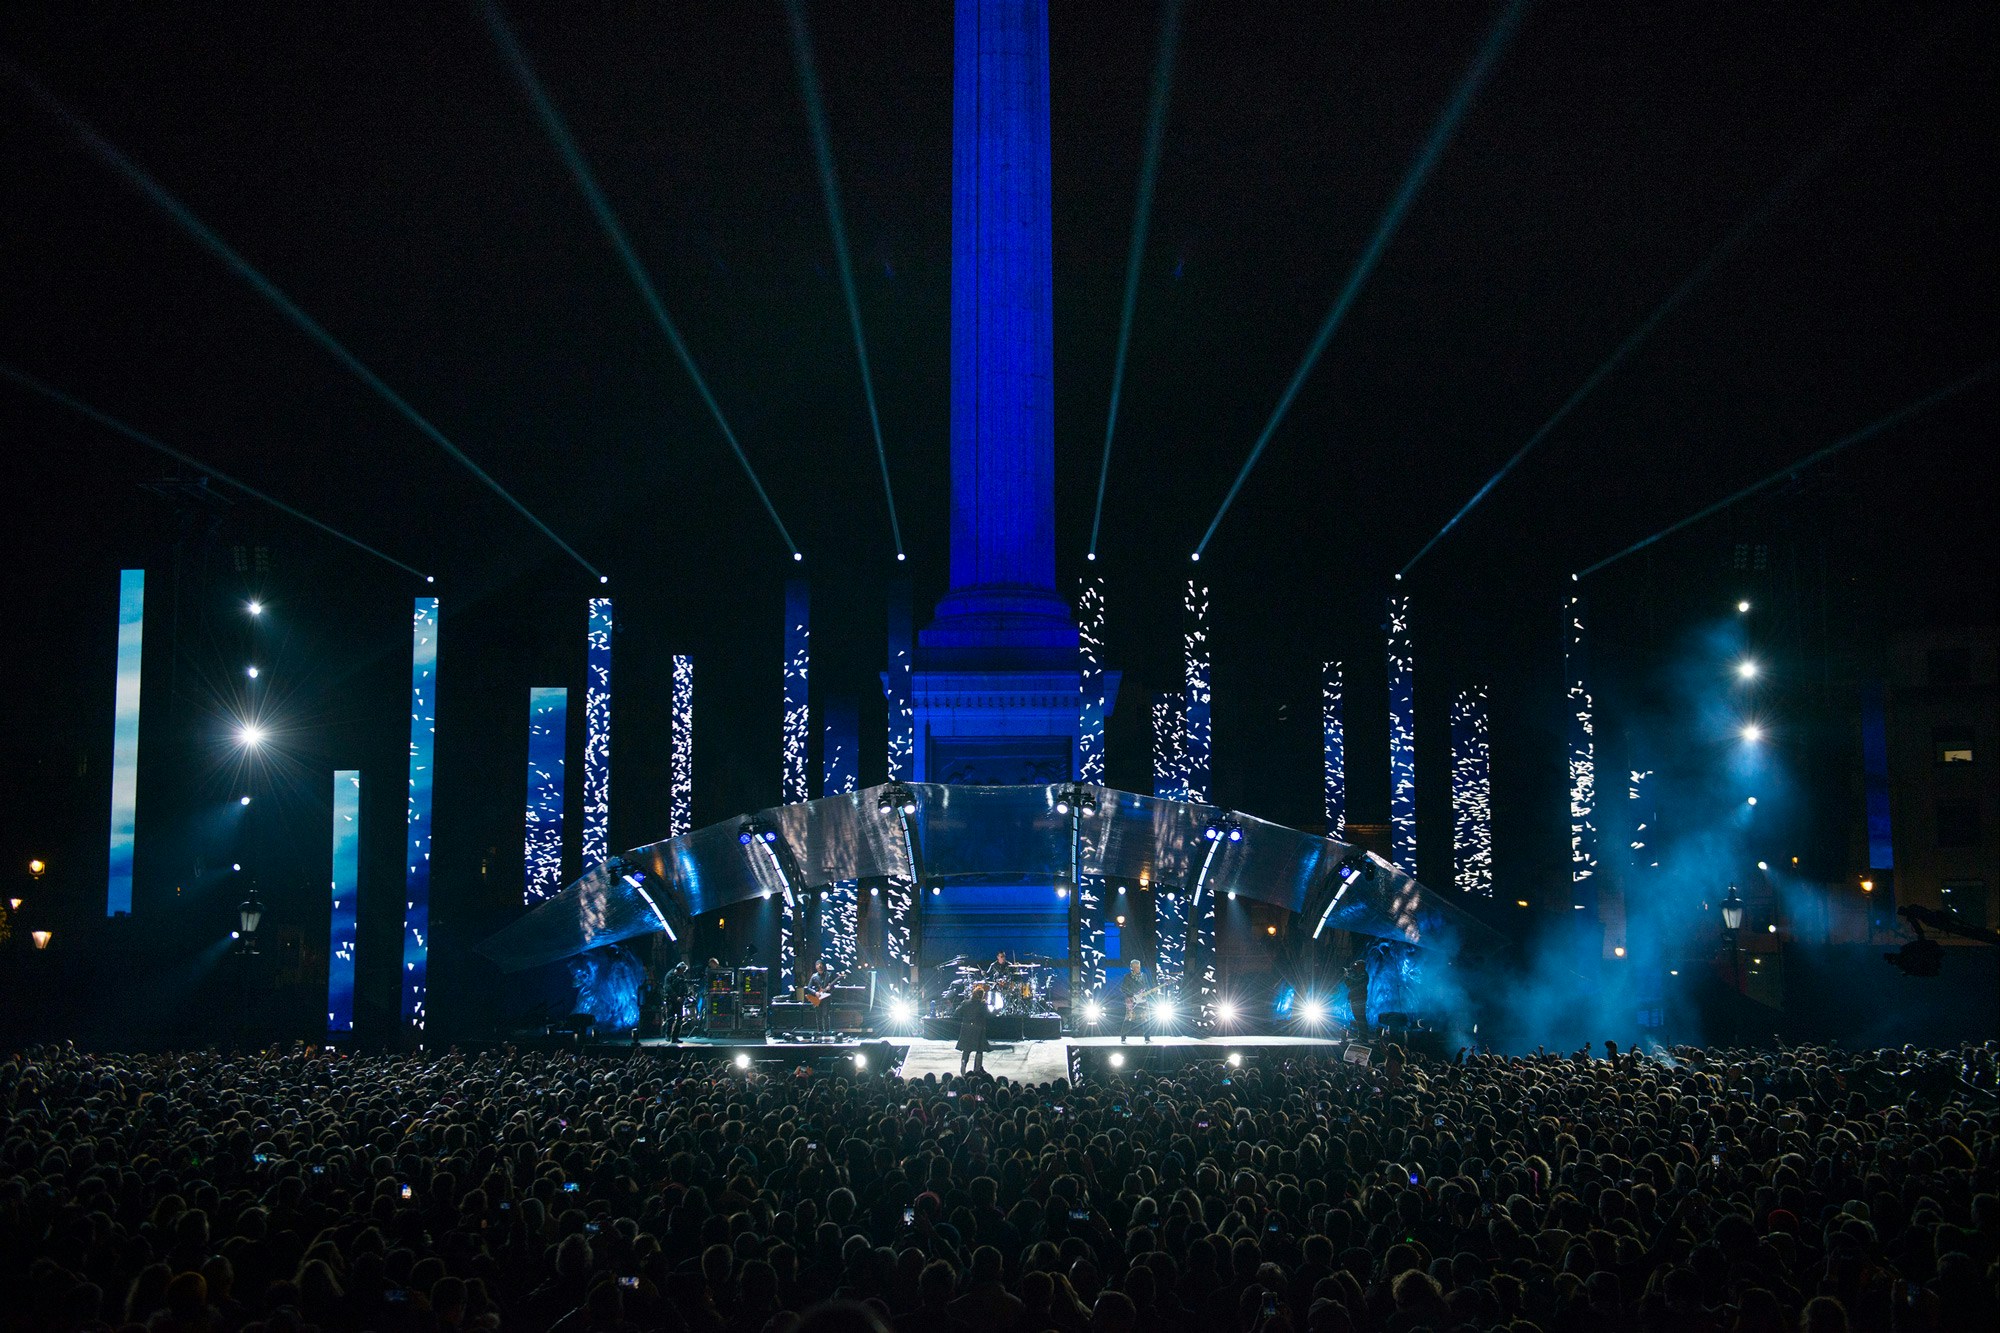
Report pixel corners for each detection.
[608,1032,1356,1083]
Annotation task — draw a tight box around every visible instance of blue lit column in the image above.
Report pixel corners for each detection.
[780,579,810,992]
[1074,575,1107,995]
[1387,594,1416,874]
[328,770,360,1033]
[1566,595,1597,912]
[671,655,694,838]
[1322,661,1346,837]
[1184,580,1211,803]
[106,569,145,916]
[1152,691,1188,802]
[1451,686,1493,897]
[821,697,858,975]
[881,582,915,976]
[524,687,567,904]
[581,598,612,871]
[403,596,438,1031]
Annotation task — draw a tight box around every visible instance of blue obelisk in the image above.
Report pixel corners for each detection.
[915,0,1082,782]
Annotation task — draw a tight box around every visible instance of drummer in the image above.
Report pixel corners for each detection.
[987,949,1013,980]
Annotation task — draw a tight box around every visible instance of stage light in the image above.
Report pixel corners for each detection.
[1216,1000,1238,1024]
[239,795,252,807]
[1746,796,1758,805]
[1229,827,1242,842]
[931,886,941,896]
[1740,724,1762,742]
[1737,660,1758,679]
[1109,1052,1126,1068]
[598,575,609,584]
[852,1053,868,1071]
[1669,969,1679,976]
[1189,552,1200,562]
[28,860,44,877]
[740,831,753,845]
[246,601,263,616]
[1227,890,1237,901]
[1086,552,1096,561]
[246,665,260,679]
[734,1053,751,1070]
[1056,796,1070,815]
[793,552,803,562]
[31,930,52,950]
[238,724,266,747]
[1117,885,1126,895]
[1151,999,1174,1023]
[897,553,907,562]
[1737,600,1751,613]
[1516,899,1529,908]
[1298,998,1326,1025]
[1767,923,1777,934]
[890,998,916,1023]
[1266,925,1277,936]
[1055,885,1070,899]
[1757,860,1768,870]
[869,885,880,896]
[231,863,242,872]
[878,783,917,815]
[1861,879,1874,892]
[1613,946,1626,958]
[1115,914,1126,926]
[1083,1000,1103,1024]
[426,575,435,584]
[1226,1052,1242,1068]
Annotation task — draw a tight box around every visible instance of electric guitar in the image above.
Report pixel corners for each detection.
[803,975,838,1005]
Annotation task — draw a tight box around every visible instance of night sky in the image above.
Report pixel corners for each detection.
[3,3,1993,1031]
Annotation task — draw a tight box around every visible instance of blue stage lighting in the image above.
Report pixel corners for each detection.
[246,601,263,616]
[246,665,259,679]
[1737,660,1759,679]
[238,724,266,747]
[1741,725,1763,742]
[239,795,251,807]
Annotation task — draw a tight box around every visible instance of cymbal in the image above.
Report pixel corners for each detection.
[935,954,974,969]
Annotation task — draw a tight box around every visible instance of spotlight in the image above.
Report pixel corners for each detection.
[1298,998,1326,1026]
[246,601,263,616]
[598,575,609,584]
[237,724,266,747]
[931,886,941,896]
[1737,600,1751,613]
[1670,969,1680,976]
[1055,796,1069,815]
[1117,885,1126,895]
[852,1053,868,1071]
[869,885,879,896]
[1766,923,1777,934]
[1189,552,1200,562]
[426,575,435,584]
[1757,860,1768,870]
[1613,946,1626,958]
[1055,884,1070,899]
[734,1053,752,1070]
[1215,1000,1238,1025]
[890,998,917,1023]
[878,783,918,816]
[1108,1052,1126,1069]
[1227,890,1237,901]
[1151,999,1174,1024]
[1740,724,1762,742]
[792,552,803,562]
[1226,1052,1242,1068]
[1115,914,1125,926]
[1746,796,1757,806]
[1515,899,1529,908]
[246,665,260,679]
[1860,879,1874,892]
[1266,925,1277,936]
[1086,552,1096,561]
[1083,1000,1103,1024]
[1736,660,1758,679]
[239,795,252,807]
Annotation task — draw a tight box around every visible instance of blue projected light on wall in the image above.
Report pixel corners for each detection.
[524,687,567,904]
[403,596,438,1030]
[582,598,612,871]
[1075,575,1107,994]
[1152,692,1188,802]
[106,569,145,916]
[328,770,360,1032]
[1451,686,1493,897]
[821,697,859,975]
[1322,661,1345,837]
[1387,595,1416,874]
[882,582,915,972]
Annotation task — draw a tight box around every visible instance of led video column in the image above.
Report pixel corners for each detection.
[1387,594,1416,874]
[670,655,694,838]
[1451,686,1493,897]
[1322,661,1346,837]
[328,770,360,1033]
[881,582,915,975]
[524,687,567,904]
[1565,595,1597,910]
[1184,580,1211,803]
[581,598,612,871]
[821,697,858,975]
[106,569,145,916]
[403,596,438,1031]
[1151,691,1189,983]
[780,579,810,992]
[1074,575,1107,995]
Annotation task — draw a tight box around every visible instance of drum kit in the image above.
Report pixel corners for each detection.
[932,953,1059,1016]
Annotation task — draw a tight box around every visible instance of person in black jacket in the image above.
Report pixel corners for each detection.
[957,983,991,1074]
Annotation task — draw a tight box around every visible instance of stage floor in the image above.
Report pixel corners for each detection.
[622,1033,1346,1084]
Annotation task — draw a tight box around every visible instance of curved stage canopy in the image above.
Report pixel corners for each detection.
[478,784,1502,973]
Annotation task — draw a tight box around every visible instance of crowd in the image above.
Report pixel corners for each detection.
[1,1038,1996,1333]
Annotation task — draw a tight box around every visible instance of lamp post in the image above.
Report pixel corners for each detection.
[238,890,264,955]
[1720,886,1744,992]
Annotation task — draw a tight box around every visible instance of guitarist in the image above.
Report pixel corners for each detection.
[802,958,836,1036]
[1116,957,1152,1044]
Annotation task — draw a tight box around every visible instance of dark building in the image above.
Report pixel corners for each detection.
[1886,626,1998,931]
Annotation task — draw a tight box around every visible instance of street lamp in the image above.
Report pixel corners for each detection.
[238,890,264,954]
[28,859,46,878]
[31,930,52,950]
[1720,886,1744,993]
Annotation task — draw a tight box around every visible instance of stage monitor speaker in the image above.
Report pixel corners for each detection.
[828,1003,869,1031]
